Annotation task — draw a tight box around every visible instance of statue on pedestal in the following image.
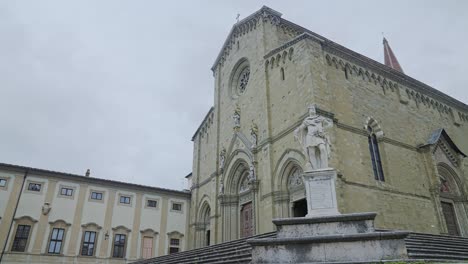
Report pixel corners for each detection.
[294,105,332,170]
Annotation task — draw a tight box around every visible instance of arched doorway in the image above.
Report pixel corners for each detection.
[220,159,256,241]
[238,172,253,238]
[196,201,211,247]
[203,207,211,246]
[287,165,307,217]
[437,164,463,236]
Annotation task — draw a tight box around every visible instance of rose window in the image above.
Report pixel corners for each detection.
[237,67,250,94]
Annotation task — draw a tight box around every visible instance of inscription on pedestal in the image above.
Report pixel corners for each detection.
[302,169,339,216]
[308,176,333,209]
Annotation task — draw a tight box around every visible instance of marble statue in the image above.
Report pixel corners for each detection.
[219,147,226,170]
[219,181,224,194]
[294,105,332,170]
[233,106,241,128]
[250,122,258,147]
[248,165,256,181]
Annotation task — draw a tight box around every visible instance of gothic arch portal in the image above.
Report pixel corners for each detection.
[220,156,256,241]
[274,149,307,218]
[196,199,212,247]
[436,162,467,236]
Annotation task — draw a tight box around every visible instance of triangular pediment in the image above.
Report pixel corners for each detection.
[422,128,466,167]
[226,131,254,161]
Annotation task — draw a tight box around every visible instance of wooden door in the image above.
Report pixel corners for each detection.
[142,237,153,259]
[441,202,460,236]
[240,202,253,238]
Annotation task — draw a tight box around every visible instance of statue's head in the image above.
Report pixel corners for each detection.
[308,104,317,116]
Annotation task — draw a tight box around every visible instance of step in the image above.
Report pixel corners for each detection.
[407,248,468,257]
[155,245,251,263]
[138,232,275,264]
[405,238,468,248]
[408,252,468,260]
[180,252,251,264]
[406,241,468,251]
[408,232,468,241]
[163,249,251,264]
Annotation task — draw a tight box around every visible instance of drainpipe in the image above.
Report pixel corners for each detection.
[0,169,29,263]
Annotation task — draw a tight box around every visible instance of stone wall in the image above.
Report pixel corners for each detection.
[188,7,468,248]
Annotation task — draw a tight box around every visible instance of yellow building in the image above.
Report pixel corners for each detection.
[0,163,190,263]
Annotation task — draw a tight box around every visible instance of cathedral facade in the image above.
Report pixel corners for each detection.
[187,6,468,249]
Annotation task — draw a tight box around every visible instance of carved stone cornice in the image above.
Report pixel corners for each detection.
[323,51,468,117]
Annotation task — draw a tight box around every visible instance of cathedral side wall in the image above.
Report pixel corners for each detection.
[259,36,467,234]
[317,46,467,233]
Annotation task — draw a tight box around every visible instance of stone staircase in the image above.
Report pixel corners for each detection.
[135,232,276,264]
[134,231,468,263]
[406,232,468,261]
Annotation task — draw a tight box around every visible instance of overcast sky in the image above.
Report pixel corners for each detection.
[1,0,467,190]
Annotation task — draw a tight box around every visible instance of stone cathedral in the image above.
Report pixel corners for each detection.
[187,6,468,249]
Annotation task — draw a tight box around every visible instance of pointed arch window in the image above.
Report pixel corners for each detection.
[367,126,384,181]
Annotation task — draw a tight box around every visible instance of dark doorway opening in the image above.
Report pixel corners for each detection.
[293,199,308,217]
[206,230,210,246]
[441,201,460,236]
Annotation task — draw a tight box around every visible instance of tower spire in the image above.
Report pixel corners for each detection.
[383,37,404,73]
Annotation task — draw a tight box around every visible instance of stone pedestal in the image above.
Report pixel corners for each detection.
[302,168,339,217]
[247,212,409,263]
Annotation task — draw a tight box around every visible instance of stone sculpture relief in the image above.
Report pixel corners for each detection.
[42,203,51,215]
[233,106,241,129]
[219,147,226,170]
[250,122,258,147]
[294,105,332,170]
[248,165,256,181]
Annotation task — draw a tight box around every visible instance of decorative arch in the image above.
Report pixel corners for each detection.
[365,117,385,181]
[112,225,131,233]
[196,199,212,247]
[81,222,102,230]
[14,216,38,223]
[437,162,463,197]
[274,149,306,191]
[364,117,384,139]
[229,58,250,98]
[436,162,467,236]
[273,149,307,218]
[223,155,251,195]
[48,219,71,227]
[220,153,256,241]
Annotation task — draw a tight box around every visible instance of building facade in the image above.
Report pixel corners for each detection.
[188,6,468,249]
[0,163,190,263]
